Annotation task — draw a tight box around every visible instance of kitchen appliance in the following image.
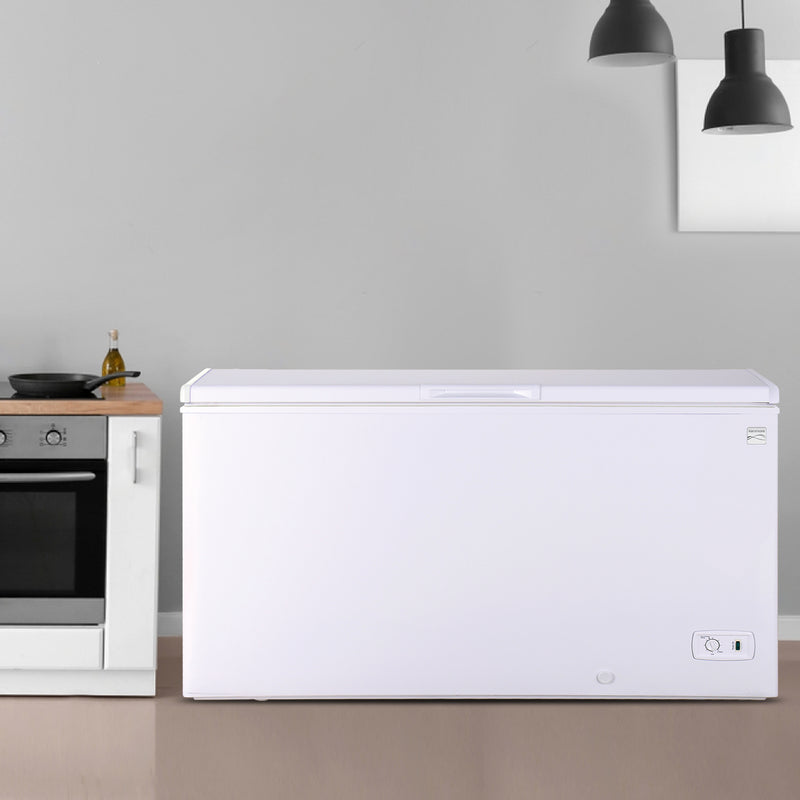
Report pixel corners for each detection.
[0,416,107,624]
[181,368,778,700]
[0,380,162,696]
[8,371,141,398]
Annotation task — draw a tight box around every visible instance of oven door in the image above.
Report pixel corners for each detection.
[0,459,107,624]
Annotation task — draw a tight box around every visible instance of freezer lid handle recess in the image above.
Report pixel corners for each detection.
[419,385,541,401]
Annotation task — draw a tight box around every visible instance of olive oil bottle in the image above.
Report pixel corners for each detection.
[102,329,127,386]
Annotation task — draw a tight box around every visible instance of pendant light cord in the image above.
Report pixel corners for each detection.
[741,0,745,28]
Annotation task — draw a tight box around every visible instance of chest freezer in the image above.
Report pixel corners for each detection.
[181,369,778,699]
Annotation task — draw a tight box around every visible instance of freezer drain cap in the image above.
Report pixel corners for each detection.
[596,671,616,685]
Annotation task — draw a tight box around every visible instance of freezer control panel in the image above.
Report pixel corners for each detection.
[692,631,755,660]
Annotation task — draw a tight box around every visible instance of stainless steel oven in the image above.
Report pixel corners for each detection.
[0,416,107,624]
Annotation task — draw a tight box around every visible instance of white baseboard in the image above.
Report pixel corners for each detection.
[158,612,800,640]
[779,615,800,641]
[157,612,183,637]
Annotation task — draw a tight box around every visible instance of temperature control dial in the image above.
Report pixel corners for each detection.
[45,430,63,446]
[692,631,755,661]
[0,430,6,446]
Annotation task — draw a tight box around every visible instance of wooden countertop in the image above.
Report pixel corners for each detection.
[0,382,163,416]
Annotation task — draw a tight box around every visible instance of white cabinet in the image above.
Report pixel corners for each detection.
[105,416,161,671]
[0,385,162,696]
[0,413,161,695]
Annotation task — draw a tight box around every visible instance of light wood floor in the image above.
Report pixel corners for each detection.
[0,639,798,799]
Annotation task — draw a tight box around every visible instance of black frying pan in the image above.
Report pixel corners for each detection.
[8,371,141,398]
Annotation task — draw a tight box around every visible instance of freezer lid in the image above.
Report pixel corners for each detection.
[180,368,778,405]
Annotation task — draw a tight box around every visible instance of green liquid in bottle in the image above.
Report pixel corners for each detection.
[102,329,126,386]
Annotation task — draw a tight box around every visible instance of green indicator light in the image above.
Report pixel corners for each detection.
[735,641,741,651]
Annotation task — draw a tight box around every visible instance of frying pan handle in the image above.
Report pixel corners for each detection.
[84,371,141,391]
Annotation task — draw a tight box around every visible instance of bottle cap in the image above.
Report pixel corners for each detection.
[109,329,119,339]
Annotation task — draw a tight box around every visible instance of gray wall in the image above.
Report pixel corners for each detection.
[1,1,798,613]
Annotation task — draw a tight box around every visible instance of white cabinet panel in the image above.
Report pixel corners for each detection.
[0,627,103,670]
[104,416,161,670]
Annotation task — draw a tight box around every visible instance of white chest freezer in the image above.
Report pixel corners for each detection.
[181,369,779,700]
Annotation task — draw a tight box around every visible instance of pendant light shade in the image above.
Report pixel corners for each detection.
[703,28,792,134]
[589,0,675,67]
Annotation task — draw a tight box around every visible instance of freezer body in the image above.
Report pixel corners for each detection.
[181,370,778,699]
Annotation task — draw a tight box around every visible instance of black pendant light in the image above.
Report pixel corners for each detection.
[703,1,792,134]
[589,0,675,67]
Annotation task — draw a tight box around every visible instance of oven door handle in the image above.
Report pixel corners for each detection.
[0,472,97,483]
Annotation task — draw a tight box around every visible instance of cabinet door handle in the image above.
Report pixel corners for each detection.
[132,430,139,484]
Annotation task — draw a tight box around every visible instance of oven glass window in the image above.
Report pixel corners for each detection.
[0,493,77,593]
[0,460,107,600]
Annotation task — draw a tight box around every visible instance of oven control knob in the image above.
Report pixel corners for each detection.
[45,430,62,446]
[0,430,6,446]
